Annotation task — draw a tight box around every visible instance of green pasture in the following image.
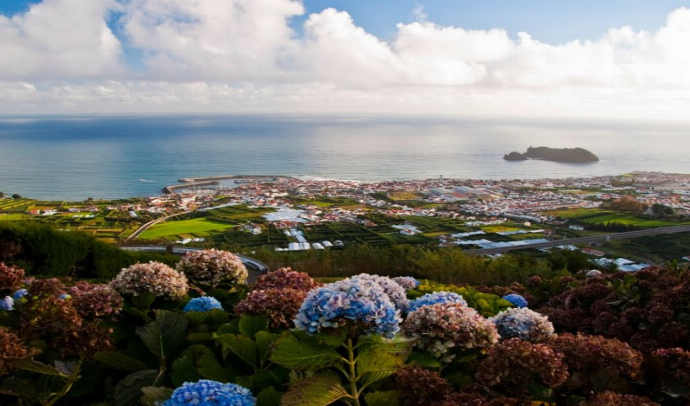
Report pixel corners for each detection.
[541,208,606,218]
[139,217,234,239]
[579,213,689,227]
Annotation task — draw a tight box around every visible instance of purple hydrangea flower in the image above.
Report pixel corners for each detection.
[354,274,409,311]
[490,308,554,342]
[407,291,467,314]
[502,294,528,308]
[294,276,401,338]
[163,380,255,406]
[392,276,420,291]
[183,297,224,313]
[0,296,14,311]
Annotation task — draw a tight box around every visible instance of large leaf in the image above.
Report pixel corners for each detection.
[215,333,258,369]
[356,349,404,377]
[171,352,201,387]
[255,331,277,365]
[10,360,66,377]
[280,375,349,406]
[94,351,149,372]
[407,351,442,368]
[113,370,159,406]
[131,291,156,309]
[239,315,270,338]
[140,386,174,406]
[270,333,342,371]
[187,345,237,382]
[136,310,189,358]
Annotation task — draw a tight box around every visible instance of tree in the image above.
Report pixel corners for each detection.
[11,194,21,199]
[0,191,4,198]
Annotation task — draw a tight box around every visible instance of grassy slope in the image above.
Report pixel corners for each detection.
[139,218,234,239]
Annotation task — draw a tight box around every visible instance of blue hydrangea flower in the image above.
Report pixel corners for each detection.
[407,291,467,314]
[58,293,72,300]
[490,307,554,342]
[163,380,255,406]
[294,276,401,338]
[1,296,14,311]
[392,276,421,291]
[183,297,224,313]
[12,289,28,300]
[502,294,528,308]
[355,274,409,311]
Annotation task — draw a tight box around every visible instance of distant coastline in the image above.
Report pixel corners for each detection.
[504,146,599,163]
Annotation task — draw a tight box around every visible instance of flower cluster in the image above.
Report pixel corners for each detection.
[183,297,224,313]
[163,380,255,406]
[0,263,25,290]
[67,281,123,319]
[651,348,690,385]
[12,288,28,300]
[490,308,554,342]
[581,392,660,406]
[27,278,65,297]
[476,338,569,388]
[547,333,643,380]
[502,294,528,308]
[254,267,320,292]
[392,276,420,291]
[394,366,453,406]
[294,277,401,338]
[0,327,32,375]
[176,249,248,287]
[402,303,499,362]
[235,288,306,329]
[354,274,409,311]
[53,323,114,357]
[110,261,189,300]
[407,291,467,314]
[0,296,13,311]
[431,392,518,406]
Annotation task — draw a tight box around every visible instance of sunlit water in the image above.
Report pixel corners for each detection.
[0,115,688,200]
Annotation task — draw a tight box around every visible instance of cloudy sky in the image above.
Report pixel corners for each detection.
[1,0,690,119]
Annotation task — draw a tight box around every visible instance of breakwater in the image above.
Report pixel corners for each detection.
[164,175,299,194]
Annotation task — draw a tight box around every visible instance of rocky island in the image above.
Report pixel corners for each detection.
[504,146,599,163]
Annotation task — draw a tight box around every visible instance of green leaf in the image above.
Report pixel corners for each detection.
[215,333,258,369]
[131,291,156,309]
[314,329,347,347]
[407,351,442,368]
[113,370,159,406]
[364,391,401,406]
[94,351,149,372]
[172,345,236,385]
[136,309,189,358]
[10,360,66,377]
[356,349,404,377]
[280,375,349,406]
[270,333,343,371]
[239,315,270,338]
[255,331,277,365]
[257,386,283,406]
[187,332,213,343]
[185,311,210,326]
[358,336,414,359]
[477,299,492,312]
[140,386,174,406]
[217,320,240,335]
[171,352,200,387]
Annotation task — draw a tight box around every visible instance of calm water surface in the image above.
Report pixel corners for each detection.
[0,115,688,200]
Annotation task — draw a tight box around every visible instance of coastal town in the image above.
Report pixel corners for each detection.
[2,172,690,268]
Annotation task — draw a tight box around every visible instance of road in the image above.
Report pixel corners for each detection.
[119,245,269,283]
[125,210,192,242]
[462,225,690,255]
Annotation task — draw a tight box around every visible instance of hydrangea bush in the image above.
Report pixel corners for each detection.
[294,276,401,338]
[0,263,25,290]
[490,307,554,342]
[163,380,255,406]
[176,249,248,287]
[235,288,306,328]
[183,296,224,313]
[67,281,123,319]
[110,261,189,300]
[407,291,468,314]
[502,294,528,308]
[12,288,28,300]
[402,302,499,362]
[253,267,320,292]
[392,276,420,291]
[0,327,33,375]
[0,296,13,311]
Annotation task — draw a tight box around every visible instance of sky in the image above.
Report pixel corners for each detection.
[1,0,690,119]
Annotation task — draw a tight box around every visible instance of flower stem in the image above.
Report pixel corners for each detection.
[45,358,83,406]
[346,338,361,406]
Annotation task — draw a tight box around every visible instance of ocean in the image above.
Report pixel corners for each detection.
[0,115,688,201]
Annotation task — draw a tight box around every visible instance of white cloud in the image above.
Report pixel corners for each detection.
[1,2,690,119]
[0,0,124,80]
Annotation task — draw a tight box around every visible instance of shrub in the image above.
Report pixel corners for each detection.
[394,366,453,406]
[110,261,189,299]
[66,281,123,319]
[176,249,248,287]
[580,391,660,406]
[490,307,554,342]
[402,302,498,362]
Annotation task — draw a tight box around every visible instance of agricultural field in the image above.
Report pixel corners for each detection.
[579,212,689,227]
[387,191,424,201]
[617,232,690,261]
[206,204,273,224]
[139,217,234,240]
[541,207,607,218]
